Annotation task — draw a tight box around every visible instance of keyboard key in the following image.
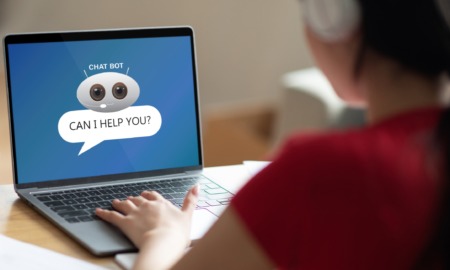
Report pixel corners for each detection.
[98,201,112,207]
[78,216,94,222]
[75,192,89,197]
[65,217,79,223]
[206,183,220,189]
[49,195,64,201]
[90,215,100,220]
[75,198,90,204]
[169,199,184,205]
[86,202,101,208]
[198,178,210,184]
[158,183,172,188]
[196,201,209,207]
[89,196,103,202]
[205,188,227,195]
[36,196,51,202]
[218,198,231,204]
[171,193,185,199]
[204,193,233,200]
[172,187,187,193]
[62,199,78,205]
[100,195,114,200]
[206,200,221,206]
[101,187,112,193]
[114,188,126,193]
[146,183,160,189]
[112,193,128,199]
[52,205,75,212]
[44,201,64,207]
[159,188,174,194]
[122,187,134,193]
[58,210,88,219]
[86,208,98,214]
[73,204,89,210]
[62,194,77,199]
[170,182,184,188]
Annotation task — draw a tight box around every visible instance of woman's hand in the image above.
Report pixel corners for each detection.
[95,185,199,249]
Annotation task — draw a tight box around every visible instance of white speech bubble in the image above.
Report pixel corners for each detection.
[58,105,162,155]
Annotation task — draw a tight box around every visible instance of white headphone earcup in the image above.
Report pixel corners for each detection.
[301,0,361,42]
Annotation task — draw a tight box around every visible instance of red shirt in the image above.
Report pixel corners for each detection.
[231,107,442,269]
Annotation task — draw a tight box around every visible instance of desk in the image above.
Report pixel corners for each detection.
[0,165,252,269]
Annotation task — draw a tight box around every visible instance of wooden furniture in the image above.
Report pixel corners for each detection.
[0,72,13,185]
[0,165,251,269]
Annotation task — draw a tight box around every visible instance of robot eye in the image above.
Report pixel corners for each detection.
[112,82,128,100]
[90,84,106,101]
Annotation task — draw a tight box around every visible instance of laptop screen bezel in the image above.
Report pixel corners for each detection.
[4,26,204,189]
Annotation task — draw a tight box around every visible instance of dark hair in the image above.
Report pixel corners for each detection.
[356,0,450,268]
[358,0,450,76]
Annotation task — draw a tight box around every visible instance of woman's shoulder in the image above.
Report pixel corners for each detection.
[276,106,441,171]
[274,128,370,169]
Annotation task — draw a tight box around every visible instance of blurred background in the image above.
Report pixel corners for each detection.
[0,0,363,184]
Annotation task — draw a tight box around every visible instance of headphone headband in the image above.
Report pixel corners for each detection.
[301,0,361,42]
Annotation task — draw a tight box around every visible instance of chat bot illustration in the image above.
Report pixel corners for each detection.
[77,72,140,112]
[58,68,162,156]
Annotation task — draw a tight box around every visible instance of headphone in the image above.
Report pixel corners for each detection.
[300,0,361,42]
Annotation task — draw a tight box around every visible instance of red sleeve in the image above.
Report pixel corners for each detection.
[231,134,398,269]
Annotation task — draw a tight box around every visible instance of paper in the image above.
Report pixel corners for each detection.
[0,234,107,270]
[115,253,138,270]
[242,160,270,177]
[115,247,192,270]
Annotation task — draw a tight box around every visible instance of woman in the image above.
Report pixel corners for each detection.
[96,0,450,269]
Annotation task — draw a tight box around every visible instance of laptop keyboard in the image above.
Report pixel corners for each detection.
[32,176,233,223]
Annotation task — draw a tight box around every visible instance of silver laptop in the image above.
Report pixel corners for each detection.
[3,26,233,256]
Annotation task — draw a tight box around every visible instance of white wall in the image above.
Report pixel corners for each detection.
[0,0,313,107]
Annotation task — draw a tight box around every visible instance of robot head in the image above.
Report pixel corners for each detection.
[77,72,140,112]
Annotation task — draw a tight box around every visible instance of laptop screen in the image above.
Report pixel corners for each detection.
[4,27,202,186]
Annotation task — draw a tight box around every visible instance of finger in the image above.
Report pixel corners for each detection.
[141,190,164,201]
[112,198,138,214]
[128,196,146,206]
[181,184,199,214]
[95,208,125,226]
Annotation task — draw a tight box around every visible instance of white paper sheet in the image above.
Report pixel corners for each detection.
[242,160,270,177]
[115,253,137,270]
[0,234,107,270]
[115,248,192,270]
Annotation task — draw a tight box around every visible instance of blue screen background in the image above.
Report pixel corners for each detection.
[7,36,201,184]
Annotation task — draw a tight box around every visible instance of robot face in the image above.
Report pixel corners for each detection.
[77,72,140,112]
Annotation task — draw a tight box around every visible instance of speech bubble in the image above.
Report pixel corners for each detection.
[58,105,162,155]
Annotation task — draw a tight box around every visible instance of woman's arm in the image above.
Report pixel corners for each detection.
[171,206,274,270]
[96,186,275,270]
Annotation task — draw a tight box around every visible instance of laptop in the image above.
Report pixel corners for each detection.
[3,26,233,256]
